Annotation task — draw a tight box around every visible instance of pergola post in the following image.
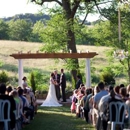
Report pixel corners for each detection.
[18,59,23,87]
[86,58,91,87]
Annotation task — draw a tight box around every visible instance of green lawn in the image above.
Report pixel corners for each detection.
[23,106,95,130]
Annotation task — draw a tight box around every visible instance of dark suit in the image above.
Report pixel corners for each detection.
[54,74,61,100]
[75,79,82,89]
[60,73,66,102]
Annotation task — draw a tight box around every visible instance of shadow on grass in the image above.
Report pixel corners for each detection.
[23,106,94,130]
[38,106,71,113]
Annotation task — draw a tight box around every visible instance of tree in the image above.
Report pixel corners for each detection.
[88,21,112,46]
[30,0,99,83]
[8,19,33,41]
[32,20,45,42]
[30,72,36,93]
[94,1,130,83]
[0,20,9,40]
[100,2,130,83]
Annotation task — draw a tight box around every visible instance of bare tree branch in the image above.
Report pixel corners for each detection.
[71,0,81,18]
[93,0,102,14]
[81,12,89,25]
[95,0,113,6]
[81,3,96,25]
[54,0,62,6]
[93,0,110,20]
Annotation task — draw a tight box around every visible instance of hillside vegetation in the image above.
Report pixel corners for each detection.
[0,40,125,87]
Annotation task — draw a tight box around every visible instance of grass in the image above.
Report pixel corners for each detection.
[0,40,111,76]
[0,40,127,85]
[23,106,94,130]
[0,40,65,77]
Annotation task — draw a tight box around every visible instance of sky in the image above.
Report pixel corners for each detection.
[0,0,99,22]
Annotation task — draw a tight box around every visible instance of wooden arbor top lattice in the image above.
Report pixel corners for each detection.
[10,52,98,59]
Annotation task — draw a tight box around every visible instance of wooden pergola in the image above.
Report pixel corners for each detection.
[10,52,98,87]
[10,52,98,59]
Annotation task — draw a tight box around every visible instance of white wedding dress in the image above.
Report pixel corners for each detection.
[41,78,62,107]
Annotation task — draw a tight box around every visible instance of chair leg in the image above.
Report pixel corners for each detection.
[111,122,116,130]
[15,122,18,130]
[4,121,8,130]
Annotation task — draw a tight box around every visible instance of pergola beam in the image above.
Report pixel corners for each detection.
[10,52,98,59]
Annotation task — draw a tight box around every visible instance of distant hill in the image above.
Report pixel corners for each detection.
[1,13,94,25]
[1,13,50,24]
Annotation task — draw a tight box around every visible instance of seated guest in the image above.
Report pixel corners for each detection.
[114,85,122,99]
[120,84,125,88]
[84,88,93,122]
[6,85,13,95]
[23,88,31,105]
[9,90,23,130]
[89,86,99,126]
[100,90,123,130]
[75,75,82,89]
[75,89,85,117]
[119,87,129,102]
[0,83,16,130]
[9,90,21,119]
[82,88,91,108]
[98,86,113,130]
[93,82,108,130]
[98,85,113,113]
[29,88,37,114]
[126,84,130,97]
[93,82,108,110]
[23,88,35,117]
[70,89,78,113]
[78,88,87,118]
[18,88,34,122]
[79,84,85,89]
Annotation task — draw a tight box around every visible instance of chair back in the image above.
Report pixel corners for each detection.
[127,105,130,128]
[0,100,11,121]
[128,105,130,120]
[15,100,20,120]
[109,101,126,123]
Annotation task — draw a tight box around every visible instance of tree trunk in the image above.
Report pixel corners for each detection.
[62,0,79,83]
[127,57,130,83]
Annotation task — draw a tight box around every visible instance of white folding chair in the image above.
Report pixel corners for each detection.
[15,101,22,130]
[0,100,11,130]
[124,105,130,129]
[108,101,126,130]
[128,107,130,128]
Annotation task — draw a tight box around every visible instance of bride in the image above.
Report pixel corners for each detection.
[41,72,62,107]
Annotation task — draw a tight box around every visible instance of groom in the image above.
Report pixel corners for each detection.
[60,69,66,102]
[54,70,61,101]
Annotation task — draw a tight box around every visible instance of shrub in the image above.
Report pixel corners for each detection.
[91,74,100,84]
[0,71,9,83]
[30,72,36,93]
[8,76,18,86]
[100,72,115,85]
[28,70,49,92]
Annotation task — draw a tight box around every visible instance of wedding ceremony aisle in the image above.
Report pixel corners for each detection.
[22,106,94,130]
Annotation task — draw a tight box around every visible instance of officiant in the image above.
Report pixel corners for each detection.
[54,70,61,101]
